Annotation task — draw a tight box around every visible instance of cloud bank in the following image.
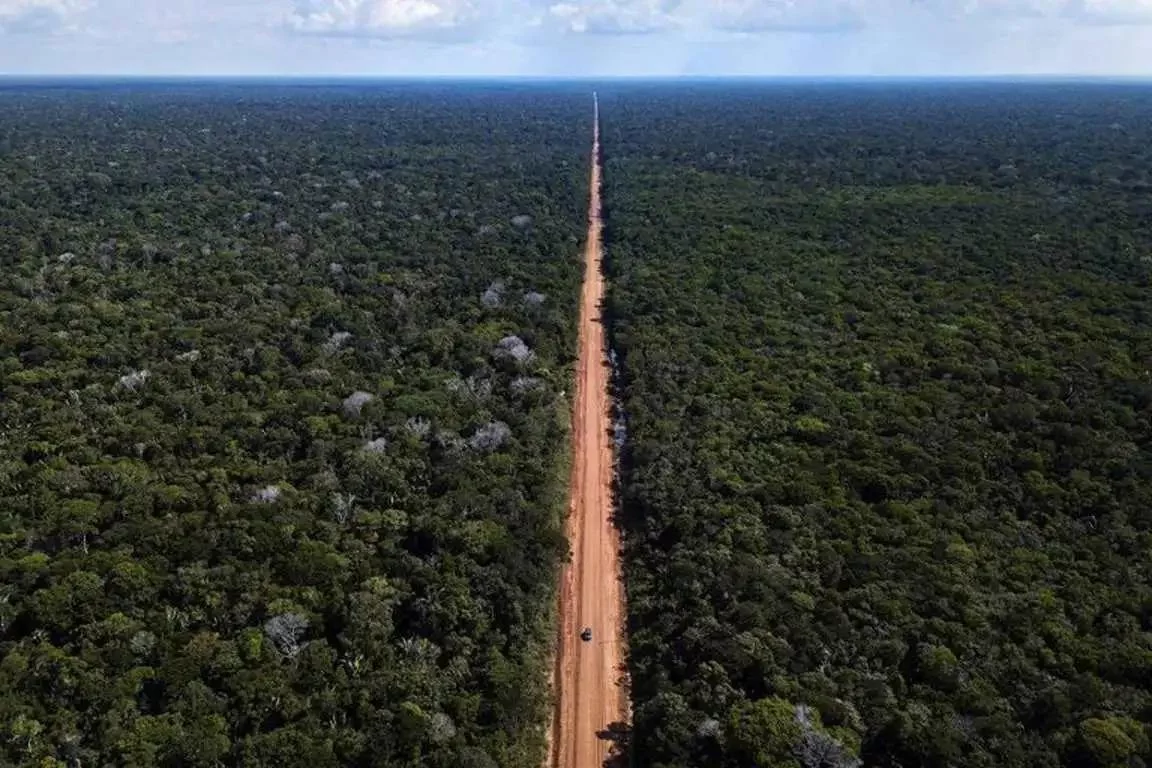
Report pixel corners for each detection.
[0,0,87,32]
[282,0,1152,40]
[287,0,482,37]
[1,0,1152,74]
[547,0,678,33]
[705,0,865,32]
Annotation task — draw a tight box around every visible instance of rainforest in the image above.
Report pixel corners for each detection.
[3,80,1152,768]
[602,82,1152,768]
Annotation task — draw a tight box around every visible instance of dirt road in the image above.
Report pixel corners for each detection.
[550,92,628,768]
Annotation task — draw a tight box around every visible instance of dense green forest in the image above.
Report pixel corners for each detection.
[601,83,1152,768]
[0,83,589,767]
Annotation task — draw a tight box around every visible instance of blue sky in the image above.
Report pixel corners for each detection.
[1,0,1151,76]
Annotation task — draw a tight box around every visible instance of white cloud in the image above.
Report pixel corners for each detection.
[546,0,679,33]
[288,0,483,38]
[920,0,1152,23]
[1,0,1152,70]
[0,0,88,33]
[1075,0,1152,22]
[683,0,1152,35]
[704,0,864,32]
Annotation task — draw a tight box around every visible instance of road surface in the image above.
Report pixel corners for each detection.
[550,92,629,768]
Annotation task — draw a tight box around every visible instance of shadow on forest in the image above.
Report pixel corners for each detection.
[597,721,632,768]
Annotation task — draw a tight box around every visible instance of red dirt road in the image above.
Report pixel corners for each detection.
[550,93,628,768]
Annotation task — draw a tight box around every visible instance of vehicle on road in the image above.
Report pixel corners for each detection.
[580,627,593,642]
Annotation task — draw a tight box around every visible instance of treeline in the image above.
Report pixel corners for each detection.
[0,83,589,767]
[601,83,1152,767]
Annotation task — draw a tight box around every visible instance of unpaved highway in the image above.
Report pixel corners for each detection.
[550,92,629,768]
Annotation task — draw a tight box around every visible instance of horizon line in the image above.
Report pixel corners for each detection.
[2,73,1152,83]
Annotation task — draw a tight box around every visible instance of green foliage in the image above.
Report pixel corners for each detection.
[603,83,1152,767]
[725,698,803,768]
[1073,717,1148,767]
[0,82,589,767]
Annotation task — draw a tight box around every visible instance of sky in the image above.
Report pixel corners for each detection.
[1,0,1152,76]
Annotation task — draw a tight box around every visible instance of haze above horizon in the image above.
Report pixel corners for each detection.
[2,0,1152,78]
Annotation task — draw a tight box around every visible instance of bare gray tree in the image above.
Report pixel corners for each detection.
[511,376,542,394]
[323,331,352,355]
[428,713,457,744]
[251,485,282,504]
[405,416,432,438]
[343,391,375,418]
[481,281,504,308]
[468,421,511,452]
[793,705,862,768]
[331,493,357,525]
[264,613,309,659]
[361,437,388,454]
[493,335,534,365]
[117,369,150,391]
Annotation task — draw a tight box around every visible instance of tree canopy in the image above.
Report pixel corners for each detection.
[0,81,590,767]
[601,82,1152,768]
